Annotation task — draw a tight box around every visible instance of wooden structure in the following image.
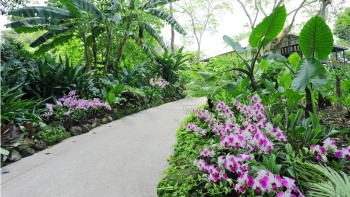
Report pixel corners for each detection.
[202,34,348,63]
[280,34,348,62]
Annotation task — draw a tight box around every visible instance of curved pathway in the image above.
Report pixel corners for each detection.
[1,97,206,197]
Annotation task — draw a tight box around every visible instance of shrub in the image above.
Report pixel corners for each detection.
[36,126,69,146]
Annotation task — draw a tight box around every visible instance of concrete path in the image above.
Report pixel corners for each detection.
[1,97,206,197]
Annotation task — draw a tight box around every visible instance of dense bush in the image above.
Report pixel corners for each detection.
[36,126,70,146]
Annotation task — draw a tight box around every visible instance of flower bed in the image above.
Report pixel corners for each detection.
[158,94,350,196]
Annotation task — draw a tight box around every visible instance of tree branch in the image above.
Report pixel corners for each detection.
[237,0,254,29]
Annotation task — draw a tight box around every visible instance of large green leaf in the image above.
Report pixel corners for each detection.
[34,34,75,55]
[299,15,333,60]
[8,6,72,19]
[139,0,179,10]
[223,35,244,53]
[30,27,72,47]
[72,0,105,20]
[146,9,186,35]
[249,5,286,48]
[141,22,167,50]
[5,18,61,29]
[291,58,328,91]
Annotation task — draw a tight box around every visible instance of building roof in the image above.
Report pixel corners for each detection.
[201,34,348,62]
[202,37,249,62]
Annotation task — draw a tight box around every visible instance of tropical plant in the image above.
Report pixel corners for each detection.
[24,55,95,102]
[114,0,187,64]
[154,46,188,85]
[299,162,350,197]
[36,126,70,146]
[222,5,287,91]
[1,85,42,125]
[100,78,126,107]
[290,15,333,113]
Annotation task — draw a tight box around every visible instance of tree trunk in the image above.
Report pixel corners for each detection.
[305,87,313,117]
[92,28,98,74]
[250,75,258,92]
[170,2,175,52]
[103,27,112,77]
[318,91,325,109]
[336,75,342,111]
[82,33,91,70]
[116,17,133,65]
[318,0,331,20]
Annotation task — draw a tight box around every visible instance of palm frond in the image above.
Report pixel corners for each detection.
[302,162,350,197]
[72,0,105,20]
[30,27,71,47]
[139,0,180,10]
[146,8,186,35]
[5,18,61,29]
[141,22,167,51]
[8,6,72,19]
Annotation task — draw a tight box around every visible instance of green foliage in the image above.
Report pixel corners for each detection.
[36,126,69,146]
[158,113,209,196]
[291,59,328,91]
[300,162,350,197]
[1,85,42,125]
[299,15,334,60]
[249,5,286,48]
[155,46,188,85]
[25,55,95,101]
[285,109,326,151]
[334,8,350,43]
[100,78,126,107]
[5,0,107,58]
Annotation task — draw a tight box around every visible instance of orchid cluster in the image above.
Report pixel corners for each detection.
[187,94,303,196]
[42,91,111,121]
[310,137,350,161]
[149,77,169,89]
[184,123,207,136]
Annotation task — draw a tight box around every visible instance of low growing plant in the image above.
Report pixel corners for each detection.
[36,126,69,146]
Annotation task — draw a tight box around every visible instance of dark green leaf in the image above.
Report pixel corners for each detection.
[249,5,286,47]
[291,58,327,91]
[8,6,72,19]
[146,9,186,35]
[299,15,333,60]
[72,0,105,20]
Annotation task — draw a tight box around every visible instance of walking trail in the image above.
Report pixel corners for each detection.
[1,97,206,197]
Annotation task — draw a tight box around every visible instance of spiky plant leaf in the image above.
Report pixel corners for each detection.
[302,163,350,197]
[72,0,105,20]
[146,9,186,35]
[8,6,72,19]
[139,0,179,10]
[291,58,328,91]
[299,15,333,60]
[249,5,286,48]
[141,22,167,51]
